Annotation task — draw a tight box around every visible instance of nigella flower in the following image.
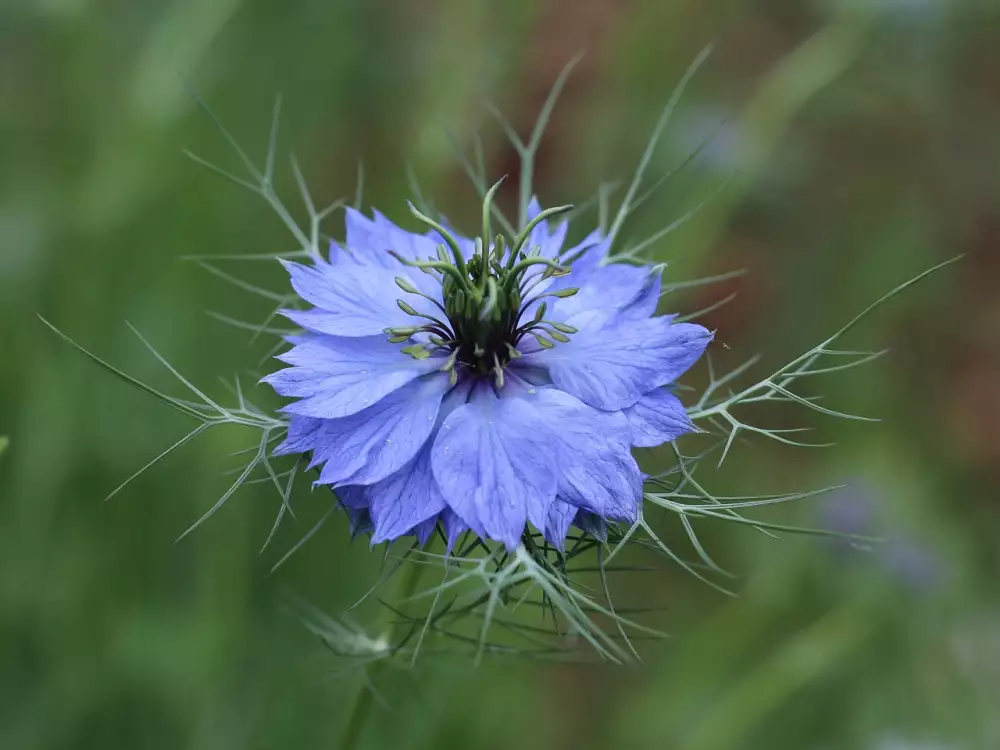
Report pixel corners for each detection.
[264,193,712,550]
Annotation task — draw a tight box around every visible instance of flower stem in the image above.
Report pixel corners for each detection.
[337,557,426,750]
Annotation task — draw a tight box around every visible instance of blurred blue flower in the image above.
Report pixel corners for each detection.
[820,481,945,595]
[265,199,711,550]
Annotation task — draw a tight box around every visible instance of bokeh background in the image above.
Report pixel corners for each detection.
[3,1,999,748]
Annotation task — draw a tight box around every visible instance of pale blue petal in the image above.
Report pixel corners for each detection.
[524,387,641,523]
[366,449,447,544]
[519,233,607,318]
[280,256,439,336]
[442,508,468,552]
[330,380,471,544]
[344,208,396,267]
[544,499,579,549]
[574,510,608,542]
[526,197,569,259]
[335,487,372,538]
[520,316,712,411]
[264,334,443,419]
[431,383,557,549]
[291,373,450,486]
[553,262,661,330]
[411,516,438,546]
[624,388,695,448]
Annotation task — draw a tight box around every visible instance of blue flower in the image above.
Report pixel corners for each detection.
[265,198,712,550]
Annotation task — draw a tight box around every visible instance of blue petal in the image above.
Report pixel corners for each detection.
[552,261,661,330]
[337,485,368,510]
[542,504,609,546]
[373,210,454,261]
[347,508,372,538]
[431,383,557,549]
[369,210,475,297]
[347,206,474,267]
[442,508,468,552]
[264,334,443,419]
[526,197,569,259]
[544,498,579,549]
[525,387,642,523]
[331,381,471,544]
[335,487,372,538]
[519,232,608,319]
[280,256,438,337]
[280,373,451,486]
[411,516,438,546]
[624,388,696,447]
[573,510,608,542]
[520,316,711,411]
[366,448,448,544]
[344,208,396,267]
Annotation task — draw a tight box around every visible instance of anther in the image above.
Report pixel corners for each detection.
[402,344,430,360]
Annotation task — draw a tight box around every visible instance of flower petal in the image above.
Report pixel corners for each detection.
[283,373,451,487]
[525,387,642,523]
[344,208,396,267]
[411,516,438,546]
[335,487,372,538]
[442,509,468,549]
[520,316,711,411]
[574,510,608,542]
[526,197,569,259]
[265,334,443,419]
[431,383,557,549]
[624,388,696,447]
[280,257,438,337]
[553,262,661,330]
[366,448,448,544]
[544,498,578,548]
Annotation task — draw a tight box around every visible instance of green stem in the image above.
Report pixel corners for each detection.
[337,559,426,750]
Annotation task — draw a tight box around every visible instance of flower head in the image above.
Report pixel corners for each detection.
[265,193,712,550]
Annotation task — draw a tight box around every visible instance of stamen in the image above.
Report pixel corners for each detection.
[388,250,469,290]
[492,234,506,268]
[395,299,455,335]
[439,348,459,373]
[510,204,572,258]
[402,344,431,360]
[508,256,569,278]
[531,333,555,349]
[492,353,505,388]
[480,277,499,320]
[407,202,469,278]
[518,287,578,319]
[394,277,449,317]
[386,192,581,374]
[393,276,420,294]
[482,177,506,265]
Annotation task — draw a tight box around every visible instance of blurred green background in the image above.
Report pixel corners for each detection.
[2,1,999,748]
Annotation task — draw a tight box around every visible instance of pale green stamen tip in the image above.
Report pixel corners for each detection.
[397,299,420,316]
[402,344,431,360]
[504,343,522,359]
[395,276,419,294]
[533,334,555,349]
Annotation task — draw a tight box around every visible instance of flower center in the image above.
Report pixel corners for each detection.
[383,182,581,386]
[442,253,522,373]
